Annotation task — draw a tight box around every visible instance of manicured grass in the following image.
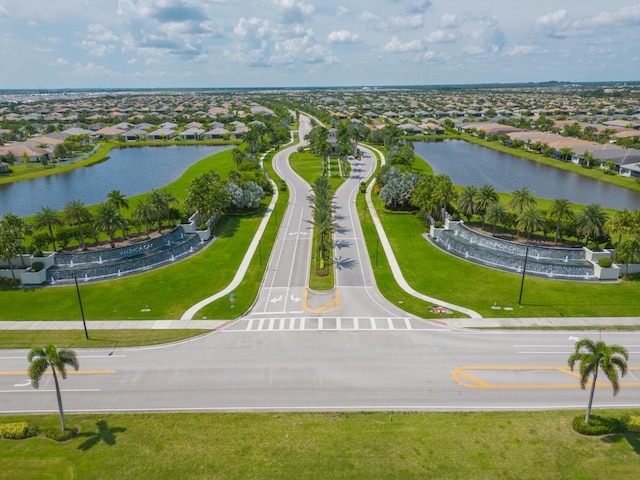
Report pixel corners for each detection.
[194,149,291,319]
[1,409,639,479]
[0,148,268,321]
[373,195,640,318]
[0,329,211,349]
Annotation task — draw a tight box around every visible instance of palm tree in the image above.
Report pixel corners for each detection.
[614,239,640,277]
[62,200,92,250]
[485,202,508,236]
[456,186,477,222]
[509,187,537,237]
[604,209,632,247]
[516,207,546,241]
[568,338,629,424]
[132,198,158,240]
[149,189,178,232]
[33,207,62,252]
[93,202,127,248]
[548,198,575,245]
[0,213,32,267]
[431,174,457,222]
[107,190,129,240]
[0,221,21,285]
[28,344,79,431]
[575,204,609,246]
[475,184,499,229]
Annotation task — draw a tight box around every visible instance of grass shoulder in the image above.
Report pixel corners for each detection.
[1,409,639,479]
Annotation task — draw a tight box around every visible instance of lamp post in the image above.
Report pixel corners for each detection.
[518,243,530,305]
[74,275,89,340]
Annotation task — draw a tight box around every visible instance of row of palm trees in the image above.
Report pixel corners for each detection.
[308,176,338,270]
[0,189,179,283]
[456,185,635,247]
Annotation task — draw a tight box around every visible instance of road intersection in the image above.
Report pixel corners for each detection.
[1,115,639,415]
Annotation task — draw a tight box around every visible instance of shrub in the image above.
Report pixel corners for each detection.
[598,257,613,268]
[30,261,45,272]
[572,415,625,435]
[33,250,43,257]
[360,182,367,194]
[435,221,444,228]
[0,422,29,439]
[625,415,640,433]
[42,426,78,442]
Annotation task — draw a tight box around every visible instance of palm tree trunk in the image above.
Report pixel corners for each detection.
[8,258,16,285]
[48,225,57,252]
[51,367,66,431]
[554,222,560,245]
[585,368,598,424]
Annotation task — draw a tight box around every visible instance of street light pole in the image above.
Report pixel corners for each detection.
[518,243,530,305]
[74,275,89,340]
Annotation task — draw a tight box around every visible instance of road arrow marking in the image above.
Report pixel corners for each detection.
[291,295,301,303]
[568,336,581,342]
[14,379,31,387]
[270,295,283,303]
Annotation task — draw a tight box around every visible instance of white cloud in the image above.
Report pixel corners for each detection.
[583,4,640,28]
[86,24,118,42]
[383,36,423,52]
[389,14,423,30]
[507,45,541,56]
[274,0,314,24]
[78,40,115,57]
[440,13,458,29]
[69,62,120,78]
[425,29,457,43]
[327,30,360,44]
[336,6,348,19]
[536,9,569,37]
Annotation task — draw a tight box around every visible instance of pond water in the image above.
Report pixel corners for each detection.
[413,140,640,210]
[0,145,233,218]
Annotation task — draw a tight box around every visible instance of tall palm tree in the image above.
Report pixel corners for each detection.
[0,221,21,285]
[485,202,508,236]
[149,189,178,232]
[509,187,537,237]
[33,207,62,252]
[575,204,609,246]
[28,344,79,431]
[107,190,129,240]
[516,206,546,241]
[548,198,575,245]
[431,174,457,222]
[62,200,92,251]
[132,198,158,240]
[475,184,499,229]
[568,338,629,424]
[614,239,640,277]
[93,202,127,248]
[0,213,32,266]
[604,209,632,247]
[106,189,129,211]
[456,185,477,222]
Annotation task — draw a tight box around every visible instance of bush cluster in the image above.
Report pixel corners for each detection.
[41,426,77,442]
[0,422,29,439]
[624,415,640,433]
[572,415,626,435]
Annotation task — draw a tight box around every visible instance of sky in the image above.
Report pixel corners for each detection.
[1,0,639,89]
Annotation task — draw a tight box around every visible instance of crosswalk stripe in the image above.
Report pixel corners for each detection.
[223,317,417,332]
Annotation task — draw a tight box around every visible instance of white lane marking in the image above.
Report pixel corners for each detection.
[14,379,32,387]
[1,389,100,393]
[404,318,413,330]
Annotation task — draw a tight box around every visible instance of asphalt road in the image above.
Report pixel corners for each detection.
[1,116,639,415]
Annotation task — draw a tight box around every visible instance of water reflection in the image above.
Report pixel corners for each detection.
[413,140,640,210]
[0,145,233,217]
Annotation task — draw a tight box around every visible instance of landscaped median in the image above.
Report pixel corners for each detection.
[1,409,639,479]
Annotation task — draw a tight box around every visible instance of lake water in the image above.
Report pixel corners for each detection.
[0,145,233,218]
[413,140,640,210]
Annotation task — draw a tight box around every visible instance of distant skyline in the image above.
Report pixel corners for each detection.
[1,1,639,89]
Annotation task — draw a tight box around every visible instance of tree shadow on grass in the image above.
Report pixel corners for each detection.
[602,433,640,455]
[77,420,126,451]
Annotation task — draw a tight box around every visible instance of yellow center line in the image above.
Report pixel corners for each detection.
[0,370,116,376]
[452,366,640,390]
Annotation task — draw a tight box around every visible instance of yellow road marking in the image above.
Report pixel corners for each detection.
[452,366,640,389]
[302,288,340,314]
[0,370,116,376]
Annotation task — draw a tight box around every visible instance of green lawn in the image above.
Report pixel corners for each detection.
[1,409,639,479]
[0,147,271,321]
[0,329,211,349]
